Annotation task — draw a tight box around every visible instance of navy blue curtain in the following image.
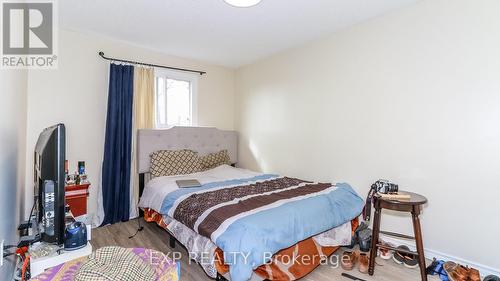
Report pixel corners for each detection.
[101,64,134,225]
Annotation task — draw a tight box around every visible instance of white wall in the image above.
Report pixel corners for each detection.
[235,0,500,275]
[0,70,27,279]
[25,29,236,222]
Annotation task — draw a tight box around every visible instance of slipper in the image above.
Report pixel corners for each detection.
[403,253,419,269]
[426,258,449,281]
[393,245,410,265]
[392,245,419,268]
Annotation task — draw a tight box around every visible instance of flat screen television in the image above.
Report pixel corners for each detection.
[34,124,66,245]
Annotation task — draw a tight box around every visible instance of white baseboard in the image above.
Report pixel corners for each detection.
[380,234,500,278]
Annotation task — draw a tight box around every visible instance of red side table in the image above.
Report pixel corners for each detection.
[65,183,90,217]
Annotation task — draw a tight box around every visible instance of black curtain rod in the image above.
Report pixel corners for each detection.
[98,51,206,75]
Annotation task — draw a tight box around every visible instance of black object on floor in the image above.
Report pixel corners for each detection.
[426,258,439,275]
[215,273,228,281]
[484,275,500,281]
[128,217,144,239]
[341,272,368,281]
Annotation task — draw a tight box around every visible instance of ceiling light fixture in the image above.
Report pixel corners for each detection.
[224,0,262,8]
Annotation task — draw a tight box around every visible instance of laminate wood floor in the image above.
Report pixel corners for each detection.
[91,219,440,281]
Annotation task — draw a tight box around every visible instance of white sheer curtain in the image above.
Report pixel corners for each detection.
[129,66,155,218]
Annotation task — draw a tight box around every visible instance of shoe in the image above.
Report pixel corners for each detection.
[444,261,482,281]
[341,251,358,271]
[403,253,419,269]
[484,275,500,281]
[378,240,394,260]
[391,245,418,268]
[467,267,480,281]
[443,262,469,281]
[358,252,369,274]
[393,245,411,265]
[378,247,392,260]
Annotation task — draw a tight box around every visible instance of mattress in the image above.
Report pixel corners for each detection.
[139,165,364,281]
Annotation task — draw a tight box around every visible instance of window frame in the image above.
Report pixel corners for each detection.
[154,68,199,128]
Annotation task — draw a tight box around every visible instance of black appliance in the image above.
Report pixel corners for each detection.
[34,124,66,245]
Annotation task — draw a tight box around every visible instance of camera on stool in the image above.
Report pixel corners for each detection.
[372,180,399,194]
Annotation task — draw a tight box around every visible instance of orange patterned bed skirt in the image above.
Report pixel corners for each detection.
[144,208,358,280]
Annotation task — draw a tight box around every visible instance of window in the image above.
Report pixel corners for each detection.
[155,69,198,128]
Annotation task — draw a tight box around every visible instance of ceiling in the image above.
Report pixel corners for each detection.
[59,0,418,68]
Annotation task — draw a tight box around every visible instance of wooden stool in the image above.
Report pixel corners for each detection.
[368,191,428,281]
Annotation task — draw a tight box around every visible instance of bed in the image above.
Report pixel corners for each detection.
[136,127,364,281]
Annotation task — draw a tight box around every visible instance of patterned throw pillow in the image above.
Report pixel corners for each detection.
[200,150,231,170]
[150,149,201,178]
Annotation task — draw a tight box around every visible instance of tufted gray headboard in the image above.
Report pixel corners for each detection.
[137,126,238,174]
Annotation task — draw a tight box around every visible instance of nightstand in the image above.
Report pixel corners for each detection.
[65,183,90,217]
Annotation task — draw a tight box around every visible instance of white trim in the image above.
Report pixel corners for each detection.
[380,235,500,278]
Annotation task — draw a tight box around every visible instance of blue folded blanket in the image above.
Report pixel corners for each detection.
[160,175,364,281]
